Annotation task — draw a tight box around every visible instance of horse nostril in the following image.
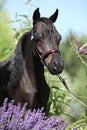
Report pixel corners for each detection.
[53,59,64,70]
[53,60,59,70]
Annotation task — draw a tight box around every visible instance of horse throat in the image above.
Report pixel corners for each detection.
[23,35,45,90]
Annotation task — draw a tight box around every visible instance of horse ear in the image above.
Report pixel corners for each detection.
[33,8,40,24]
[49,9,58,23]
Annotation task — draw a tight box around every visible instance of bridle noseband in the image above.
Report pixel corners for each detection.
[41,49,60,61]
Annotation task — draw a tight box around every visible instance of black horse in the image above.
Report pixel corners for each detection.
[0,8,64,112]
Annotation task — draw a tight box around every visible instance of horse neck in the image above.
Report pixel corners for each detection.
[22,32,45,86]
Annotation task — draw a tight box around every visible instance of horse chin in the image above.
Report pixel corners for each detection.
[47,66,63,75]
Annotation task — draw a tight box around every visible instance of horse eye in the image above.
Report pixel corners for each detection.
[34,34,42,42]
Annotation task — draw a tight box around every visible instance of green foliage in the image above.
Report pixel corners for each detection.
[60,34,87,129]
[60,34,87,97]
[66,113,87,130]
[0,0,6,10]
[0,10,32,61]
[45,69,68,116]
[12,14,32,43]
[0,10,14,61]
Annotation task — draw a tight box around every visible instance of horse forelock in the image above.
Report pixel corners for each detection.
[39,17,52,25]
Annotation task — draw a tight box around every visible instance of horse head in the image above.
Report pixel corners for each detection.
[31,8,64,75]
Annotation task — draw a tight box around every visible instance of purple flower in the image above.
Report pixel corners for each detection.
[0,98,67,130]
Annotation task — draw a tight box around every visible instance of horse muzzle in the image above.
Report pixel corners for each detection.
[32,44,64,74]
[46,57,64,75]
[52,58,64,74]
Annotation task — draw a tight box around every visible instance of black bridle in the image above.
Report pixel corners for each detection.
[31,33,60,65]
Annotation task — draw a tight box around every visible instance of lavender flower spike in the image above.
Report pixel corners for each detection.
[0,98,67,130]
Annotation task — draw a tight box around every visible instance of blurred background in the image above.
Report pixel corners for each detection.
[0,0,87,127]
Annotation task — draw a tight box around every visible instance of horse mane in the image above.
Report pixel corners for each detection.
[6,32,30,93]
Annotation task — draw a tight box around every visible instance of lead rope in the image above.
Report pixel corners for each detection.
[57,75,87,108]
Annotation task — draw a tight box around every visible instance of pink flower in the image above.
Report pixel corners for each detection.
[71,35,87,55]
